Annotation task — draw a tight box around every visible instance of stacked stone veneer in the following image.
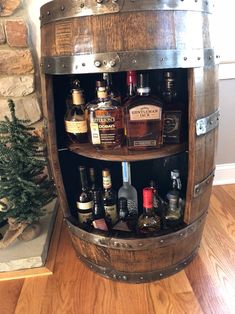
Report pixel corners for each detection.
[0,0,41,124]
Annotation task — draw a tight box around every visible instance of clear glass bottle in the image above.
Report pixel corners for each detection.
[118,161,138,215]
[164,170,185,227]
[76,166,93,227]
[103,73,121,104]
[124,73,164,150]
[102,169,118,226]
[64,86,88,143]
[137,188,161,234]
[88,80,124,150]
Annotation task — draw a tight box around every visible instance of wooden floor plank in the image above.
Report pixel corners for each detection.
[0,185,235,314]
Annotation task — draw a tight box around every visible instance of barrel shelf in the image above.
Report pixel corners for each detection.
[68,142,188,162]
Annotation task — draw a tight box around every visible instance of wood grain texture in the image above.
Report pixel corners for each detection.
[0,185,234,314]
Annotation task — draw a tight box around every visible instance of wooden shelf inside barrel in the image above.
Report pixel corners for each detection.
[68,142,187,162]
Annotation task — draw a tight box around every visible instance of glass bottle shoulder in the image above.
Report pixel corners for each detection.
[87,97,120,112]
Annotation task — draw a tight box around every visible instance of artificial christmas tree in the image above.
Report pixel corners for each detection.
[0,99,55,248]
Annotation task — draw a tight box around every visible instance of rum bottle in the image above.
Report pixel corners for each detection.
[124,73,163,150]
[137,188,161,234]
[64,85,88,143]
[88,80,124,150]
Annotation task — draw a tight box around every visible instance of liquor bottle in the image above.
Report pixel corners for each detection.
[64,84,88,143]
[126,71,137,98]
[164,170,185,227]
[137,188,161,234]
[102,169,118,225]
[92,190,109,231]
[88,80,124,150]
[76,166,93,227]
[149,179,165,217]
[103,73,121,104]
[161,71,182,144]
[89,167,100,194]
[118,162,138,215]
[124,73,164,150]
[113,197,131,232]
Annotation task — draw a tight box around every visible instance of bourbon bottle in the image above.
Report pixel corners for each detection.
[124,73,163,150]
[88,80,124,150]
[64,85,88,143]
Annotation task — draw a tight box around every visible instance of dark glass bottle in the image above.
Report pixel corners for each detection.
[124,73,164,150]
[77,166,93,228]
[164,170,185,227]
[64,86,88,143]
[149,179,165,217]
[102,169,118,226]
[88,80,124,150]
[161,71,182,144]
[92,190,109,231]
[113,197,131,232]
[89,167,100,194]
[103,73,121,104]
[137,188,161,234]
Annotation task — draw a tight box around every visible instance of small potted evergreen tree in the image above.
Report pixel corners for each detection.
[0,99,55,248]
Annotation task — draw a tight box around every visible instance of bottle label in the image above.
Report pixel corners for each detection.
[65,120,87,134]
[127,200,138,214]
[104,205,118,224]
[78,211,93,224]
[90,108,124,146]
[77,201,93,210]
[103,176,112,189]
[134,140,157,147]
[129,105,162,121]
[90,122,101,144]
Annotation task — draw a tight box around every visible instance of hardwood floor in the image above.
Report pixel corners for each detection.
[0,185,235,314]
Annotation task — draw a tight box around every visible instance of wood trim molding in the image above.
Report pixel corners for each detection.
[214,163,235,186]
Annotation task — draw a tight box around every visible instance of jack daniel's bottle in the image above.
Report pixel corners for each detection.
[124,73,164,150]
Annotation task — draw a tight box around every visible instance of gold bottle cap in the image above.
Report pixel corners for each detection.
[102,169,110,177]
[72,89,84,105]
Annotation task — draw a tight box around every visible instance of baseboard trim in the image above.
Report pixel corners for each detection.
[214,163,235,186]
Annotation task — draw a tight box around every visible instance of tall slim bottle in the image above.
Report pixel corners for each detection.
[118,162,138,215]
[102,169,118,225]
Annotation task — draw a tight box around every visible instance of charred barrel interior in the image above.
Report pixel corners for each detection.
[40,0,219,283]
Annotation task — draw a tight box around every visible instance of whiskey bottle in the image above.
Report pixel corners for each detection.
[92,190,109,231]
[161,71,182,144]
[118,162,138,215]
[102,169,118,226]
[64,85,88,143]
[137,188,161,234]
[88,80,124,150]
[164,170,185,227]
[103,73,121,104]
[77,166,93,227]
[124,73,164,150]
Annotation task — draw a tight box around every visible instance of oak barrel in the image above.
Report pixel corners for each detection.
[40,0,219,283]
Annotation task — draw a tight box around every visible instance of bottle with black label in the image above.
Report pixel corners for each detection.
[92,190,109,231]
[77,166,93,228]
[102,169,118,226]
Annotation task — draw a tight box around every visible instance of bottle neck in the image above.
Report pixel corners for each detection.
[143,188,154,215]
[122,162,131,185]
[79,168,88,190]
[137,87,151,96]
[72,90,84,106]
[103,172,112,190]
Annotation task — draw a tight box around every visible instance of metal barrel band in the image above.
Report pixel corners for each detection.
[196,110,220,136]
[194,169,215,198]
[40,0,215,26]
[78,247,199,283]
[41,49,219,75]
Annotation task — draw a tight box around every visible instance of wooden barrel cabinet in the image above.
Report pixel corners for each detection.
[40,0,219,283]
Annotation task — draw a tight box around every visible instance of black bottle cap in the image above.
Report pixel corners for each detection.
[96,80,107,88]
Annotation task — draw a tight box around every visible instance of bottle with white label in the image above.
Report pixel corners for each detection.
[64,85,88,144]
[77,166,93,227]
[118,162,138,215]
[124,73,164,150]
[102,168,118,226]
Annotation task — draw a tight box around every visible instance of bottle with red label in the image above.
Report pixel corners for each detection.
[137,187,161,234]
[124,73,164,150]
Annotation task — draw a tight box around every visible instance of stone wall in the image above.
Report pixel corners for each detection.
[0,0,42,125]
